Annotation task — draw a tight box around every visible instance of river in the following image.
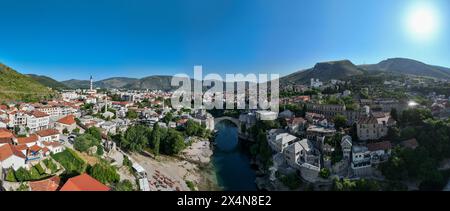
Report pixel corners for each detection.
[212,120,257,191]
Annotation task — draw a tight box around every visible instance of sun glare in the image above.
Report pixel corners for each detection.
[405,3,440,41]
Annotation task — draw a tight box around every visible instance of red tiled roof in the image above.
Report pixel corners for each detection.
[29,144,42,152]
[0,128,14,139]
[42,141,63,148]
[0,137,13,144]
[0,144,26,161]
[367,141,392,151]
[60,173,110,191]
[14,144,28,151]
[16,134,39,145]
[36,129,59,137]
[29,176,61,191]
[29,110,49,118]
[57,115,76,125]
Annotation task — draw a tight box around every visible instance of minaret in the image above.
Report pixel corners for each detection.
[104,97,108,112]
[90,75,93,91]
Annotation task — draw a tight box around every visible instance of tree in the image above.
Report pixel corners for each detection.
[14,167,31,182]
[162,129,185,155]
[122,125,150,152]
[74,134,101,152]
[390,108,398,122]
[72,127,80,134]
[62,128,69,135]
[88,162,120,184]
[333,114,347,130]
[126,110,138,119]
[151,123,161,156]
[319,168,331,179]
[162,112,174,124]
[86,127,102,140]
[114,180,134,191]
[97,145,104,156]
[5,169,16,182]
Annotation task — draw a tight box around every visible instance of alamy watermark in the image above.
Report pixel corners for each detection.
[171,66,279,113]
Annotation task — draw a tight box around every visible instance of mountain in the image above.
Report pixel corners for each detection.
[26,74,68,90]
[62,79,90,89]
[95,77,138,89]
[281,60,364,85]
[62,76,169,90]
[0,63,55,102]
[124,75,175,91]
[360,58,450,79]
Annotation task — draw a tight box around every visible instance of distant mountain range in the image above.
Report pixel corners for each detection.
[281,58,450,85]
[360,58,450,79]
[282,60,364,85]
[61,76,175,91]
[27,74,69,90]
[1,58,449,98]
[62,77,139,89]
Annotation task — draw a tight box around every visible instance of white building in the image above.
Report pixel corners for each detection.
[310,78,323,88]
[351,145,372,176]
[26,111,50,133]
[256,110,278,121]
[340,135,352,160]
[0,144,27,170]
[268,132,298,153]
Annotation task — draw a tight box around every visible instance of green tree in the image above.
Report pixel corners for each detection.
[74,134,100,152]
[390,108,398,122]
[14,167,31,182]
[333,114,347,130]
[162,112,174,124]
[319,168,331,179]
[162,129,185,155]
[5,169,16,182]
[126,110,138,119]
[62,128,69,135]
[86,127,102,140]
[72,127,80,134]
[88,162,120,184]
[97,145,104,156]
[151,123,161,156]
[114,180,134,191]
[122,125,150,152]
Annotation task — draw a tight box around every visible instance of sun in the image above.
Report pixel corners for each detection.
[405,3,440,41]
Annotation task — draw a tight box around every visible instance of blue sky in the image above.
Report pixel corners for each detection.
[0,0,448,81]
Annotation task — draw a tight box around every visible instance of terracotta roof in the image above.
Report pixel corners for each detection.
[29,110,49,118]
[0,128,14,139]
[29,144,42,152]
[29,176,61,191]
[16,134,39,145]
[60,173,110,191]
[14,144,28,151]
[36,129,59,137]
[0,137,13,144]
[42,141,63,148]
[401,138,419,150]
[367,141,392,151]
[57,115,76,125]
[0,144,26,161]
